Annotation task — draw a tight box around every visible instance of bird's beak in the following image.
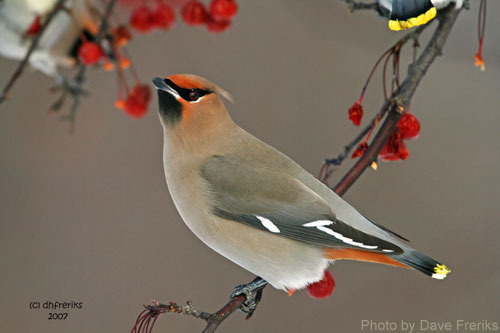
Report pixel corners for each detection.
[152,77,180,98]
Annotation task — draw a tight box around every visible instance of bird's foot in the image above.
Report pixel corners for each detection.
[230,277,267,319]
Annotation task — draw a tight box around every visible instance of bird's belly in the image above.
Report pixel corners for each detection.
[201,215,330,291]
[165,170,328,291]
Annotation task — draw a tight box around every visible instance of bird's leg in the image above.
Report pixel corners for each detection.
[230,276,268,319]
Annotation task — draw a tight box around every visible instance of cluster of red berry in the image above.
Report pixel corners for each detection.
[72,27,150,118]
[128,0,238,34]
[74,0,238,118]
[347,43,421,163]
[349,103,420,162]
[21,0,238,120]
[379,112,420,161]
[129,2,176,33]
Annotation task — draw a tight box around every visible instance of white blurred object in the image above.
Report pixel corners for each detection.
[0,0,101,79]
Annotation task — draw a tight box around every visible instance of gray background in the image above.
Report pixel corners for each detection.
[1,1,499,332]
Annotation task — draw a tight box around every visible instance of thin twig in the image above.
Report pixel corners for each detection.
[132,281,267,333]
[334,5,462,196]
[341,0,381,13]
[0,0,67,107]
[55,0,118,130]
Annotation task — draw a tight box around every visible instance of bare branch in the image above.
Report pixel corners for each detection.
[53,0,117,130]
[341,0,381,13]
[132,282,267,333]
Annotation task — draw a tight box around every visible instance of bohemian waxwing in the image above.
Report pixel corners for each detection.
[152,74,451,294]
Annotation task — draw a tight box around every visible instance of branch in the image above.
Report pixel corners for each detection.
[341,0,382,13]
[0,0,67,107]
[132,281,267,333]
[52,0,117,131]
[333,5,461,196]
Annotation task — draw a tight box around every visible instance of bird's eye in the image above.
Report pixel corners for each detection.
[189,90,200,101]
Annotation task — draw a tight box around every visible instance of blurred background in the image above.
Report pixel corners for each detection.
[0,1,499,332]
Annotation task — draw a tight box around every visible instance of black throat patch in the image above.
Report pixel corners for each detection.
[157,90,182,125]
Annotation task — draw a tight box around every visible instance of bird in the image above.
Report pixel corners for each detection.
[377,0,463,31]
[152,74,450,298]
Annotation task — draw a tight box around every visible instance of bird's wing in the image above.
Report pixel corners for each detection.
[200,155,402,254]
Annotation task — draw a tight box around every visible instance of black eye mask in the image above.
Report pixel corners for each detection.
[165,79,212,102]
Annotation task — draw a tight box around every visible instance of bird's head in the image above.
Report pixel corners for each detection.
[152,74,233,135]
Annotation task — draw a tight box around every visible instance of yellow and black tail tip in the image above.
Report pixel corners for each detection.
[432,263,451,280]
[394,250,451,280]
[388,0,437,31]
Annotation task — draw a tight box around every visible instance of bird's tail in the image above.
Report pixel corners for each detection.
[391,250,451,280]
[324,247,451,280]
[388,0,437,31]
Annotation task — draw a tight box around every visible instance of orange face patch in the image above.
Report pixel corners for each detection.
[167,75,204,90]
[178,98,192,122]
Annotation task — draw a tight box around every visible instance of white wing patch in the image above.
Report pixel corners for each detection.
[302,220,396,251]
[302,220,333,227]
[257,216,395,252]
[256,216,280,233]
[315,226,378,249]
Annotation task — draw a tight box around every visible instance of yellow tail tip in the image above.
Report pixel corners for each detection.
[432,264,451,280]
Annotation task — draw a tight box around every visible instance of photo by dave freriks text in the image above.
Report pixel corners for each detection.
[361,319,498,332]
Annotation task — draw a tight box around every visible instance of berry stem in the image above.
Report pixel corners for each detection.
[382,51,393,100]
[121,47,141,83]
[358,47,393,104]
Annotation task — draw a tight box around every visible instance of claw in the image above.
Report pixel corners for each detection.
[229,277,267,319]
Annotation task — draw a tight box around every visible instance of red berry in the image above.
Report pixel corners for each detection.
[114,25,132,46]
[182,0,208,26]
[206,15,231,32]
[25,15,42,36]
[78,42,103,65]
[153,2,176,29]
[348,102,364,126]
[379,130,409,161]
[306,270,335,299]
[124,84,151,118]
[351,141,368,159]
[397,112,420,140]
[209,0,238,21]
[130,5,155,33]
